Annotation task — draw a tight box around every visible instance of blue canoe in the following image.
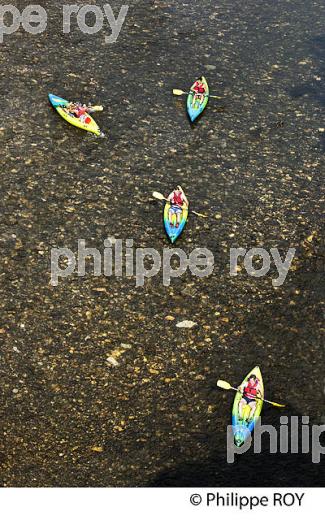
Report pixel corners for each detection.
[187,76,209,122]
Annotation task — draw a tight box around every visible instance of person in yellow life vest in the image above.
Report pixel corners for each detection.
[238,373,262,422]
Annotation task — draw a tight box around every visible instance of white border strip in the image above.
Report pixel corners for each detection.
[0,488,319,520]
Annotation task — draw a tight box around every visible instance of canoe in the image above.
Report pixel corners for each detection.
[187,76,209,122]
[163,188,189,243]
[48,93,101,136]
[232,366,264,447]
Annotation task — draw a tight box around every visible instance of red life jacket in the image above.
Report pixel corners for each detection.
[194,82,205,94]
[244,379,259,398]
[75,106,87,118]
[171,192,184,205]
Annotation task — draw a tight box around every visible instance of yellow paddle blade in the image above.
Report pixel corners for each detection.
[266,400,285,408]
[91,105,103,112]
[173,89,186,96]
[192,210,208,218]
[217,380,232,390]
[152,191,166,201]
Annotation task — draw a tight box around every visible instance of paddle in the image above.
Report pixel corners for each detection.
[88,105,103,112]
[217,379,285,408]
[152,191,208,218]
[173,88,222,100]
[58,104,103,112]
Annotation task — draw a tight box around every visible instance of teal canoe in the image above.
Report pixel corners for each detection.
[232,366,264,447]
[187,76,209,122]
[163,188,189,243]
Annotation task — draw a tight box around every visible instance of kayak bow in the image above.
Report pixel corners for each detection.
[187,76,209,122]
[163,188,189,244]
[232,366,264,447]
[48,93,102,136]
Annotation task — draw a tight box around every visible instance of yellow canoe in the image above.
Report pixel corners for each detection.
[48,93,102,136]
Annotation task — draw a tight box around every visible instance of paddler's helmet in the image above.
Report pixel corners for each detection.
[248,374,257,381]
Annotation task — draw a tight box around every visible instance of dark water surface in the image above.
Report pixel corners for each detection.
[0,0,324,486]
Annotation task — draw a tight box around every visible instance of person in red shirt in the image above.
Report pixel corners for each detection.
[168,186,189,227]
[238,374,262,422]
[192,77,206,106]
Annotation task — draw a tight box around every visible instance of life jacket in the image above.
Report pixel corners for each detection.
[75,106,87,118]
[171,191,183,206]
[194,82,205,94]
[244,378,259,398]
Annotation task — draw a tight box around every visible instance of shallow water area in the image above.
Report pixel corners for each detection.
[0,0,324,486]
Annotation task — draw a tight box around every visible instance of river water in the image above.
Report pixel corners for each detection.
[0,0,324,486]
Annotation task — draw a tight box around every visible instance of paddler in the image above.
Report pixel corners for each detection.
[192,77,206,106]
[66,102,91,121]
[168,186,188,228]
[238,373,262,422]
